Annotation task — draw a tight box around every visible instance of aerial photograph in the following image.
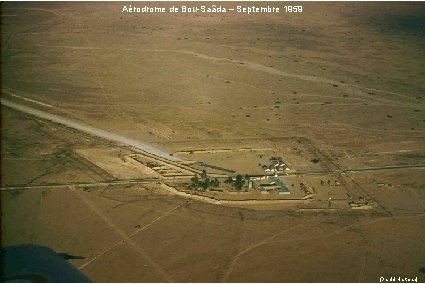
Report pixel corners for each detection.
[1,1,424,282]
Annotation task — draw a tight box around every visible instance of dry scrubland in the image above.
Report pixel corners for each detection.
[1,2,425,282]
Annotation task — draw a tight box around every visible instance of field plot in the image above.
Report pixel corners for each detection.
[1,108,111,186]
[176,148,276,175]
[171,136,344,175]
[75,148,162,180]
[2,1,425,283]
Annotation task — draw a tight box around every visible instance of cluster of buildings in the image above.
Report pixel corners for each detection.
[263,157,291,174]
[248,175,290,195]
[239,157,292,195]
[130,156,183,177]
[348,195,370,208]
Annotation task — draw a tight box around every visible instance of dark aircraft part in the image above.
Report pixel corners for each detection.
[1,244,91,282]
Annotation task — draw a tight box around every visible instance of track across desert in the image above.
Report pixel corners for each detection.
[1,2,425,282]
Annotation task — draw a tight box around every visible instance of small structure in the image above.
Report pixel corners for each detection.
[146,162,161,169]
[265,156,290,174]
[256,175,290,195]
[348,196,371,208]
[153,165,167,170]
[258,183,280,191]
[269,176,290,194]
[258,184,277,194]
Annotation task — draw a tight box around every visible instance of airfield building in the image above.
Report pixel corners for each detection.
[256,175,290,195]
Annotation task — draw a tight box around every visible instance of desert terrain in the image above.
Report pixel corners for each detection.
[1,2,425,282]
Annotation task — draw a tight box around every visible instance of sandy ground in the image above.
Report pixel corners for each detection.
[2,184,425,282]
[75,148,162,179]
[2,2,425,282]
[2,98,425,283]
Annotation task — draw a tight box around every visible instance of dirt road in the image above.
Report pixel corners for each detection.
[1,99,180,161]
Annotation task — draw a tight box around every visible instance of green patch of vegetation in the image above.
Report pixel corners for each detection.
[224,174,246,190]
[190,170,220,191]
